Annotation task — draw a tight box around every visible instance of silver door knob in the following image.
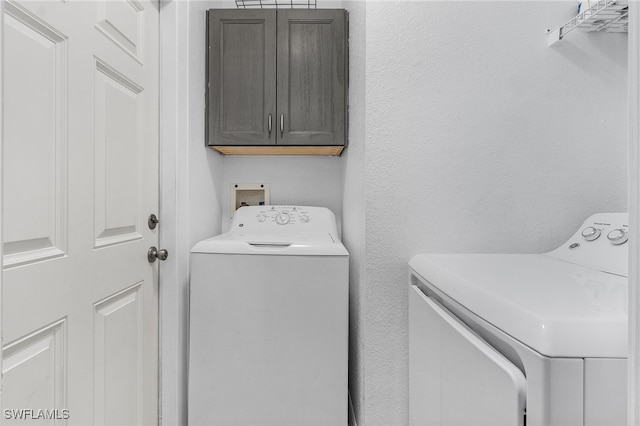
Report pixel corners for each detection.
[148,246,169,263]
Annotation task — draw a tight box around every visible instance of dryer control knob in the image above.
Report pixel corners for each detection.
[581,227,601,241]
[275,212,290,225]
[299,214,310,223]
[607,228,628,245]
[256,213,266,222]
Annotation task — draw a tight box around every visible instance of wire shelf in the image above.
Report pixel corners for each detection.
[235,0,317,8]
[548,0,628,45]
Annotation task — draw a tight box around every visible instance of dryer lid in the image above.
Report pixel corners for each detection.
[409,253,627,358]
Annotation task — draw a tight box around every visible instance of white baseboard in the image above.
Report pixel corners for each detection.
[348,391,357,426]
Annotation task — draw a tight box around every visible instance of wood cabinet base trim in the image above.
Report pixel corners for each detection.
[211,145,345,156]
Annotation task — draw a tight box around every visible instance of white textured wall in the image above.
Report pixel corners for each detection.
[341,0,366,422]
[189,1,225,248]
[359,1,628,424]
[221,156,344,232]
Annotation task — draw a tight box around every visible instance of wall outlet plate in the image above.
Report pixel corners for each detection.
[231,183,270,217]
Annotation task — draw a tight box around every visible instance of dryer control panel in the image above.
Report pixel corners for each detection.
[546,213,628,277]
[230,205,339,235]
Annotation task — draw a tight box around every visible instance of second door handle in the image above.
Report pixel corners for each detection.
[280,114,284,137]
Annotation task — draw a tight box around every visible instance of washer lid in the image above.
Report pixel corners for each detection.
[409,253,628,358]
[191,232,348,256]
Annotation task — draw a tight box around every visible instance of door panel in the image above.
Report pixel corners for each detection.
[93,282,144,426]
[93,58,145,248]
[3,1,67,267]
[207,10,277,146]
[2,0,159,424]
[95,0,144,62]
[277,10,346,146]
[2,319,66,426]
[288,22,333,133]
[409,285,526,426]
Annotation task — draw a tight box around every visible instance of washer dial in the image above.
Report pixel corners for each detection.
[275,212,291,225]
[581,227,601,241]
[607,228,628,245]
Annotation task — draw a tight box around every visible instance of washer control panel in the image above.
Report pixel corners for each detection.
[577,217,628,246]
[230,205,338,235]
[547,212,628,277]
[253,206,312,226]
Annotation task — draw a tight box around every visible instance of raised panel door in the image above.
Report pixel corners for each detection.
[2,0,159,424]
[277,10,346,147]
[207,10,277,146]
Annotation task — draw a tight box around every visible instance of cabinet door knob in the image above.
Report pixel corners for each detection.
[268,114,272,137]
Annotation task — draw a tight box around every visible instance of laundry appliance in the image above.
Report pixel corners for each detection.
[409,213,628,426]
[188,205,348,426]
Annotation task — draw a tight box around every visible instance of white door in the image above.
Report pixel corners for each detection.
[2,0,159,424]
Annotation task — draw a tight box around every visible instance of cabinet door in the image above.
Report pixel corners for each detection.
[207,10,276,146]
[277,10,346,146]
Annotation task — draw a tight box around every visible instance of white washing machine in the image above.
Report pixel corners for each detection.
[188,205,348,426]
[409,213,628,426]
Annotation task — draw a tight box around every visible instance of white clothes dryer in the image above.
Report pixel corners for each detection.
[409,213,628,426]
[189,206,348,426]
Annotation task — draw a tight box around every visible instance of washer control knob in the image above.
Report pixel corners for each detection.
[256,213,266,222]
[275,212,290,225]
[299,214,310,223]
[581,227,601,241]
[607,228,628,245]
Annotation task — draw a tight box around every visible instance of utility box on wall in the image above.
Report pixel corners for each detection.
[231,183,270,216]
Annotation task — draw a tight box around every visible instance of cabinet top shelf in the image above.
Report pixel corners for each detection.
[548,0,628,46]
[235,0,316,9]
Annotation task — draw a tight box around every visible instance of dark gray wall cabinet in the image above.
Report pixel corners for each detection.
[206,9,348,156]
